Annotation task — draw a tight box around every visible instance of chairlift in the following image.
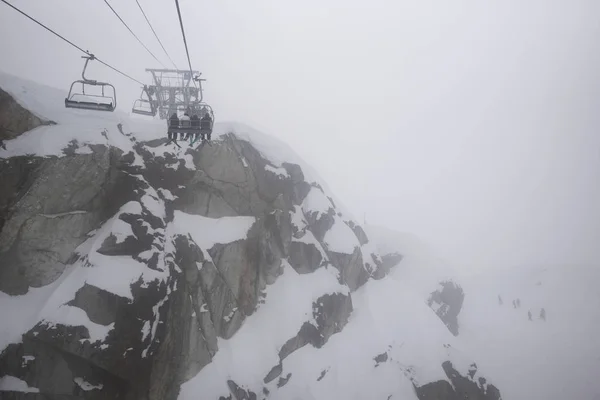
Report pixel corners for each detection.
[132,86,157,116]
[167,102,215,140]
[65,55,116,112]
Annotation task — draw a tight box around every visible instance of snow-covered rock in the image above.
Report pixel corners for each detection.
[0,72,407,400]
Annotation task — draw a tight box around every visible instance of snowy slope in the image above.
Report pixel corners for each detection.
[369,224,600,400]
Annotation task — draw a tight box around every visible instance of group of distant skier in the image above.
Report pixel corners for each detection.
[167,106,213,145]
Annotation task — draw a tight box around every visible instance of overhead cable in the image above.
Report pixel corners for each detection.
[0,0,145,85]
[135,0,179,70]
[103,0,167,68]
[174,0,198,88]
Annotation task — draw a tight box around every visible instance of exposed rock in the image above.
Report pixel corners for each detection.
[0,91,407,400]
[346,220,369,246]
[279,292,353,360]
[328,248,370,291]
[374,351,389,367]
[288,241,323,274]
[428,280,465,336]
[225,380,257,400]
[0,147,140,295]
[0,87,55,143]
[317,368,329,381]
[263,362,283,384]
[277,373,292,388]
[414,361,501,400]
[372,252,403,280]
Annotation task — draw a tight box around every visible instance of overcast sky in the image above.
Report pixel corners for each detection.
[1,0,599,272]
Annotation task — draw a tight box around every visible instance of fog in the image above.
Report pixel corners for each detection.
[1,0,599,272]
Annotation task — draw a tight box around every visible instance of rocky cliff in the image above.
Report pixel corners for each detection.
[0,73,503,400]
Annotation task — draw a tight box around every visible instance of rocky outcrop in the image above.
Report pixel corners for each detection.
[414,361,501,400]
[0,97,379,400]
[0,87,55,145]
[372,252,403,280]
[0,146,139,295]
[262,292,353,384]
[428,280,465,336]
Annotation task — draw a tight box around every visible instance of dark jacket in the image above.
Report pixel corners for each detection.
[169,113,179,128]
[200,114,212,130]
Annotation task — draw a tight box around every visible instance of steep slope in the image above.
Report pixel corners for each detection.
[369,224,600,400]
[0,72,501,400]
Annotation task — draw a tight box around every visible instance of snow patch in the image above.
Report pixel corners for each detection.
[302,187,334,219]
[323,216,360,254]
[0,376,40,393]
[173,211,256,261]
[290,205,307,233]
[73,377,103,391]
[265,163,289,178]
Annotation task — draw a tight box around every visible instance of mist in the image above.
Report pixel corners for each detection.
[1,0,599,272]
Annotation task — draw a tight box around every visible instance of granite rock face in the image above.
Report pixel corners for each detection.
[0,88,386,399]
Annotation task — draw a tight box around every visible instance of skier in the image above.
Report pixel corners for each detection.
[168,112,179,141]
[180,111,191,128]
[200,112,213,141]
[189,114,200,141]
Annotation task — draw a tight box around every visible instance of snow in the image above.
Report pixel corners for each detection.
[141,320,151,342]
[73,377,103,391]
[458,264,600,400]
[173,211,256,261]
[323,216,360,254]
[21,355,35,366]
[265,163,289,178]
[158,188,177,201]
[0,278,64,353]
[369,224,600,400]
[179,261,348,400]
[290,205,308,233]
[294,230,329,263]
[142,291,169,358]
[302,186,334,219]
[184,154,196,170]
[0,376,40,393]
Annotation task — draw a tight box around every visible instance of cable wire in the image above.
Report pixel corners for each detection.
[174,0,198,88]
[0,0,145,85]
[102,0,167,68]
[135,0,178,70]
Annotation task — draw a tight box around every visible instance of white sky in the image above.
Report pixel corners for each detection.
[1,0,599,271]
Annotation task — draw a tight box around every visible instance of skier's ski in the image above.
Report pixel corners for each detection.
[166,138,182,148]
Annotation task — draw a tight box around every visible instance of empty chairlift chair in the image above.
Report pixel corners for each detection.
[132,86,157,116]
[65,55,116,112]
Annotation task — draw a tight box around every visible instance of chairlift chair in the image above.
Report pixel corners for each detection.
[65,55,116,112]
[167,103,214,139]
[132,86,157,116]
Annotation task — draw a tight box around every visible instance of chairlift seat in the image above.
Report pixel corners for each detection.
[65,98,115,112]
[132,108,156,116]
